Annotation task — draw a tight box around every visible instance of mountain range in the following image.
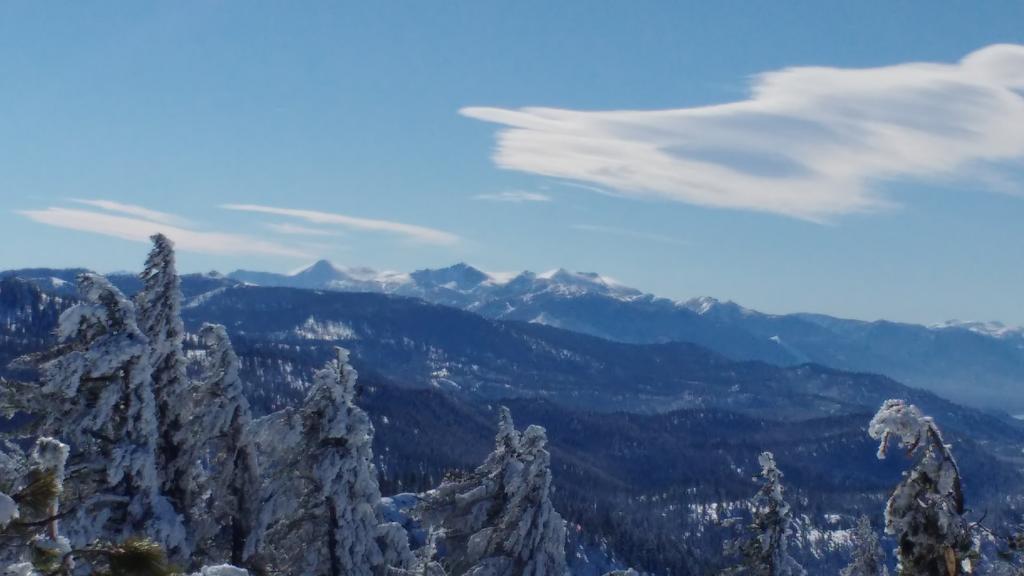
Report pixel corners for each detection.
[7,261,1023,413]
[222,260,1024,413]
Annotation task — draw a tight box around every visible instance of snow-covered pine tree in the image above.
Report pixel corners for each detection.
[1,437,72,574]
[136,234,200,525]
[418,408,568,576]
[27,438,70,570]
[480,425,567,576]
[724,451,806,576]
[868,399,974,575]
[193,324,262,567]
[417,408,521,575]
[1,442,26,563]
[256,347,412,576]
[841,515,889,576]
[29,273,185,553]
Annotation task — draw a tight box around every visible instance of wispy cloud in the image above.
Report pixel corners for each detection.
[19,207,308,258]
[553,181,615,197]
[71,198,190,226]
[264,222,345,237]
[571,224,689,246]
[222,204,460,246]
[473,191,552,203]
[463,44,1024,221]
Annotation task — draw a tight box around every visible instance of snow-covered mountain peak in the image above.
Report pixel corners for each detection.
[289,259,352,282]
[680,296,756,318]
[535,268,641,299]
[684,296,721,315]
[284,260,412,288]
[931,319,1024,339]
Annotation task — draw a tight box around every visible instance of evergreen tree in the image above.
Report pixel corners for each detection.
[724,452,805,576]
[841,516,889,576]
[194,324,263,567]
[419,408,568,576]
[868,399,975,575]
[3,442,242,576]
[256,347,412,576]
[136,234,199,523]
[29,273,185,553]
[1,437,72,574]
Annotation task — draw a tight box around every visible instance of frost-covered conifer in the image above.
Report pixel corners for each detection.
[419,408,568,576]
[194,324,262,566]
[32,273,184,552]
[256,347,412,576]
[869,399,974,576]
[1,437,75,575]
[136,234,199,522]
[841,516,888,576]
[725,451,805,576]
[23,438,72,575]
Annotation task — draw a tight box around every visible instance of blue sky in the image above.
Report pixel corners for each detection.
[2,2,1023,325]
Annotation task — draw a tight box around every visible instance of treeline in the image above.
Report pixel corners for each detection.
[1,236,1022,576]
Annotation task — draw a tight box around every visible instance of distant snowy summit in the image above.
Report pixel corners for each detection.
[930,319,1024,340]
[227,260,1024,336]
[229,260,647,306]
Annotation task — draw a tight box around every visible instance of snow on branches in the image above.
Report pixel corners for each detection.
[137,234,200,526]
[36,273,185,553]
[192,324,262,566]
[841,515,889,576]
[869,399,974,575]
[418,407,568,576]
[256,347,413,576]
[724,451,805,576]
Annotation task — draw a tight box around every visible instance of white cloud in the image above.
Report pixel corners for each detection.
[462,44,1024,221]
[19,207,308,258]
[553,181,615,197]
[473,191,552,203]
[264,222,345,237]
[571,224,689,246]
[71,198,189,225]
[222,204,460,246]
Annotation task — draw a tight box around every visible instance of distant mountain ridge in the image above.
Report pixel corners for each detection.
[4,261,1023,412]
[230,260,645,303]
[226,260,1023,412]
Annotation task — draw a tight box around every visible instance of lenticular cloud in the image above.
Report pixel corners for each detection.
[462,44,1024,221]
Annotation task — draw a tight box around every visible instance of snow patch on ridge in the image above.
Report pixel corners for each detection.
[294,316,358,340]
[931,319,1024,339]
